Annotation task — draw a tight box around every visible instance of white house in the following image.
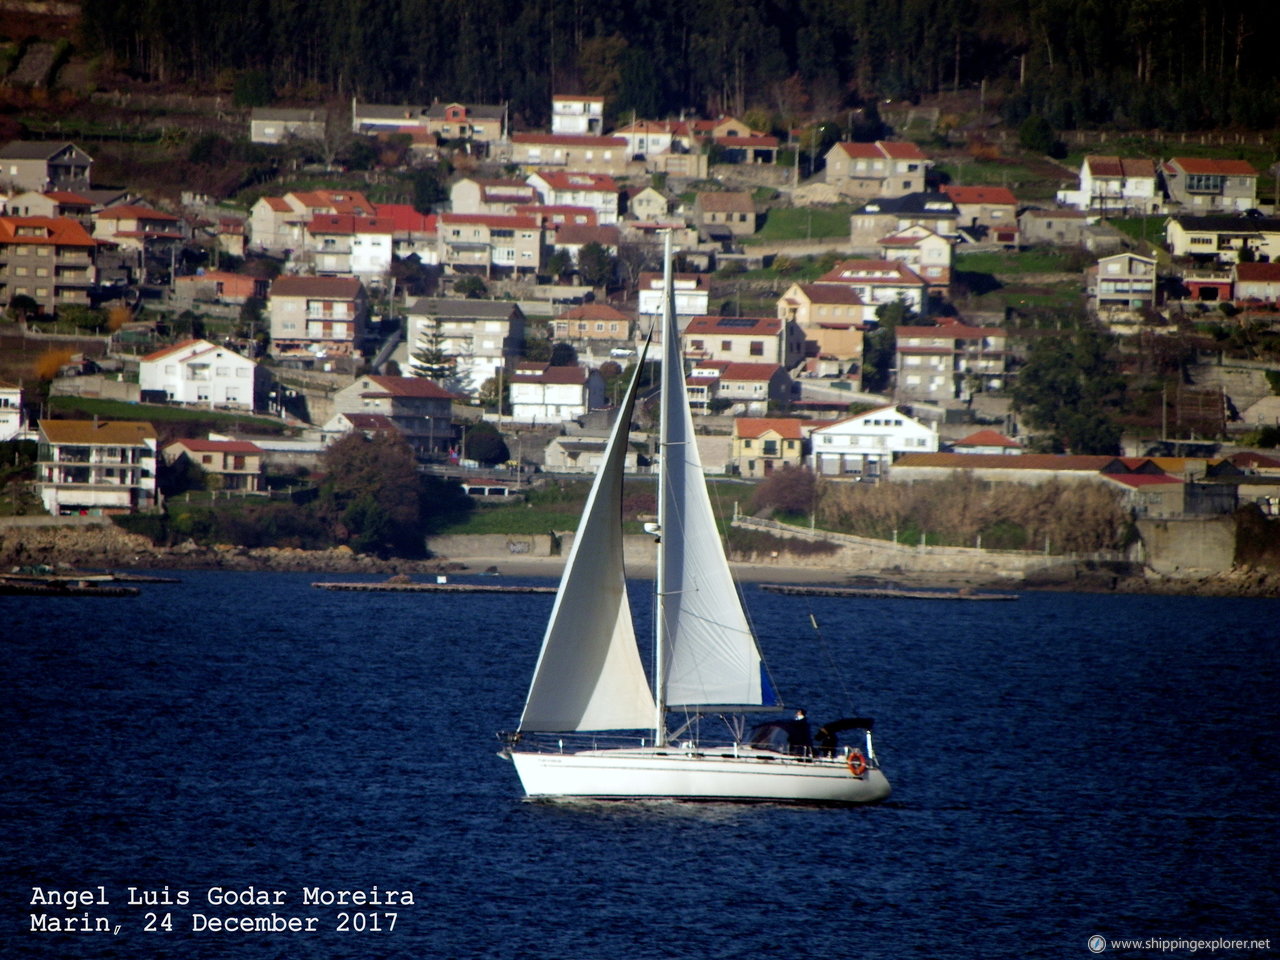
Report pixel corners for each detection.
[304,214,396,278]
[0,379,24,441]
[526,171,620,225]
[637,272,710,327]
[808,406,938,479]
[36,419,158,515]
[508,363,604,424]
[138,339,265,410]
[814,259,928,315]
[1056,156,1161,215]
[551,94,604,135]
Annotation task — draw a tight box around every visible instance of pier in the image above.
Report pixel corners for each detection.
[312,581,556,594]
[758,584,1018,600]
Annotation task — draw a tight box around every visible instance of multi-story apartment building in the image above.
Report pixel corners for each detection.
[404,298,525,396]
[267,275,369,360]
[894,324,1011,402]
[37,419,158,515]
[0,215,96,314]
[436,213,542,276]
[329,375,455,459]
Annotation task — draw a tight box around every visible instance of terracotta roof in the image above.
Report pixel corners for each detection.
[342,413,398,431]
[795,283,864,305]
[372,203,435,233]
[696,191,755,213]
[531,170,620,192]
[552,94,605,102]
[1165,157,1259,177]
[45,190,93,204]
[263,197,292,212]
[893,453,1115,470]
[954,429,1021,448]
[1228,451,1280,469]
[720,363,783,381]
[287,190,374,214]
[270,275,363,299]
[40,419,156,444]
[1235,262,1280,283]
[509,364,587,385]
[1084,155,1156,179]
[552,224,619,246]
[365,375,454,399]
[816,259,926,285]
[684,315,780,336]
[941,185,1018,205]
[0,215,96,247]
[715,135,779,148]
[556,302,631,321]
[834,140,927,161]
[141,338,205,362]
[307,214,397,235]
[439,213,539,229]
[734,417,806,440]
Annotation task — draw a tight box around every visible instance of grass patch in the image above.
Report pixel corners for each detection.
[955,248,1088,274]
[48,396,287,431]
[747,205,856,243]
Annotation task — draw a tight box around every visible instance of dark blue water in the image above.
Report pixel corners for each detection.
[3,572,1278,959]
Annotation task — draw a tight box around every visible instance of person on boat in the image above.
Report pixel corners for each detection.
[790,709,813,757]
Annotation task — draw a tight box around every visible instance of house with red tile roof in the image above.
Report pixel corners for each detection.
[776,282,868,372]
[436,213,542,276]
[162,438,266,492]
[372,203,437,262]
[1056,155,1160,215]
[267,275,369,360]
[304,213,397,277]
[714,362,792,416]
[895,324,1011,402]
[823,141,930,199]
[950,429,1022,455]
[172,270,267,306]
[731,417,808,477]
[92,204,184,255]
[0,215,97,314]
[814,259,929,314]
[5,189,95,223]
[249,189,374,253]
[1161,157,1259,214]
[940,185,1020,240]
[509,362,605,423]
[1233,261,1280,303]
[526,171,621,225]
[329,374,455,458]
[510,133,629,175]
[876,224,953,291]
[139,338,266,410]
[552,302,633,342]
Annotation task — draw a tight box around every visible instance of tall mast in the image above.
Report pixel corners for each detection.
[653,231,673,747]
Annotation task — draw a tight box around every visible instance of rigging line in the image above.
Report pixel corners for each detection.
[806,604,858,715]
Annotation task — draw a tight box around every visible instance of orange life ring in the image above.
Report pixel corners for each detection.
[846,748,867,777]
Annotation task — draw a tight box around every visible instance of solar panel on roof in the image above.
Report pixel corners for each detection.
[717,317,759,327]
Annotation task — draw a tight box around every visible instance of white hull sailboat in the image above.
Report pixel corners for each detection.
[500,237,890,805]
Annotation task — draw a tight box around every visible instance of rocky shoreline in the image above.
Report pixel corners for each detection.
[1,522,1277,597]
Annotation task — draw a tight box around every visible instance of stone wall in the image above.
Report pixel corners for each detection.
[1135,516,1236,577]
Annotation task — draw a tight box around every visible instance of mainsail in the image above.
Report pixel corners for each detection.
[656,250,775,712]
[517,353,655,732]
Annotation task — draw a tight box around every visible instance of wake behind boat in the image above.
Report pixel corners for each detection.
[498,237,890,805]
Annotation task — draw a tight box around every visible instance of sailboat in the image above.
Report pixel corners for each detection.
[499,237,890,804]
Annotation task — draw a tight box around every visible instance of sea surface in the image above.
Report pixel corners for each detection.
[2,571,1278,960]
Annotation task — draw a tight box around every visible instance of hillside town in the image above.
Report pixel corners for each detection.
[1,80,1279,589]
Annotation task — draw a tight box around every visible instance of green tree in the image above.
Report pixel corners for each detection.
[577,242,615,288]
[409,320,454,381]
[545,249,572,280]
[319,432,424,556]
[455,275,488,299]
[464,421,509,465]
[861,299,915,393]
[549,342,579,366]
[1011,328,1127,454]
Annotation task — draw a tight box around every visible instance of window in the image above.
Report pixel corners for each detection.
[749,341,764,356]
[721,341,732,351]
[201,454,213,464]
